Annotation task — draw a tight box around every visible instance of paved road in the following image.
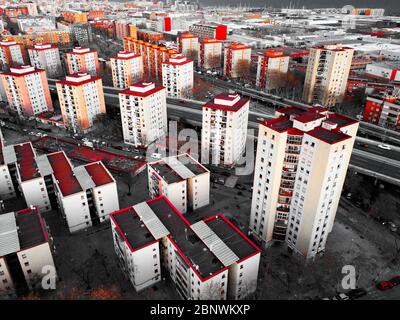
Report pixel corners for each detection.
[47,80,400,184]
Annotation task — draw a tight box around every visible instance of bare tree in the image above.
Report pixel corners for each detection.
[206,54,222,71]
[234,60,251,82]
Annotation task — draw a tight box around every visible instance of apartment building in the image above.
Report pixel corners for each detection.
[119,81,167,147]
[0,130,16,200]
[110,51,143,89]
[0,39,26,69]
[0,65,53,118]
[363,92,400,130]
[223,43,252,79]
[201,93,249,166]
[162,54,193,98]
[71,23,93,47]
[45,152,119,233]
[111,196,261,299]
[198,38,222,70]
[147,153,210,214]
[123,38,177,80]
[189,24,227,41]
[28,44,63,78]
[61,10,88,23]
[365,62,400,82]
[0,207,56,298]
[178,33,199,60]
[56,73,106,133]
[303,44,354,109]
[66,47,99,76]
[249,106,358,259]
[137,30,163,44]
[256,49,289,90]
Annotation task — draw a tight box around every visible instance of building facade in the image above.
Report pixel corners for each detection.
[119,81,167,147]
[162,54,193,98]
[147,153,210,214]
[303,44,354,109]
[0,207,56,298]
[66,47,99,76]
[56,73,106,133]
[111,196,261,299]
[0,65,53,117]
[110,51,143,89]
[201,93,249,166]
[223,43,251,79]
[249,106,358,259]
[363,92,400,130]
[28,44,63,78]
[256,49,289,90]
[189,24,227,41]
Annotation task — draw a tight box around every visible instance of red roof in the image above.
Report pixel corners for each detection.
[84,162,114,187]
[293,112,325,124]
[56,74,101,87]
[47,152,83,197]
[1,67,45,78]
[203,93,250,112]
[14,143,39,182]
[306,127,351,145]
[119,81,165,98]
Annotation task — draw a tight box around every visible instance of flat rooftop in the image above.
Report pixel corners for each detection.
[16,207,48,250]
[150,154,208,184]
[204,215,260,261]
[150,162,184,184]
[326,113,358,128]
[47,152,83,197]
[112,207,156,251]
[84,162,114,187]
[33,136,146,175]
[307,127,351,145]
[204,93,249,112]
[14,143,40,182]
[147,197,225,279]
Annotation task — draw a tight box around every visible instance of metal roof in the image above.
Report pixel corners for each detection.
[133,202,170,240]
[2,145,17,164]
[73,166,96,191]
[36,155,53,176]
[191,220,239,267]
[0,212,20,257]
[164,156,196,180]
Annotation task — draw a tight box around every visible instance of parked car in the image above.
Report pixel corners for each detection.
[347,288,367,299]
[389,276,400,286]
[378,144,391,150]
[377,281,394,291]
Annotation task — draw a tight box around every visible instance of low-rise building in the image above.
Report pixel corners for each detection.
[0,207,56,298]
[198,38,222,70]
[189,24,227,41]
[147,153,210,214]
[0,39,26,69]
[256,49,289,90]
[223,43,252,79]
[111,196,261,299]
